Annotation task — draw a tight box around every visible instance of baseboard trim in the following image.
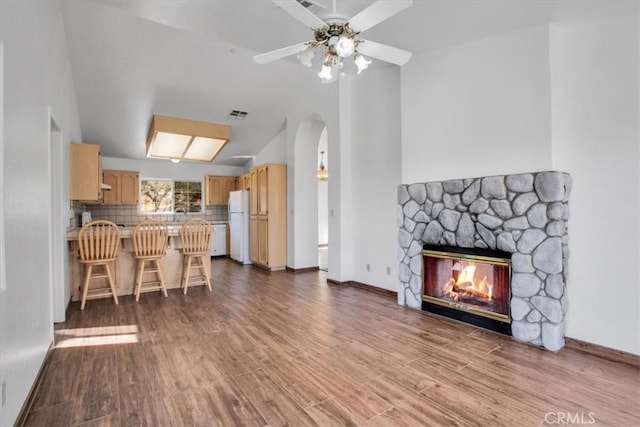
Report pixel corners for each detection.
[15,341,55,427]
[565,337,640,368]
[326,278,349,286]
[286,266,320,273]
[326,279,397,298]
[350,281,397,298]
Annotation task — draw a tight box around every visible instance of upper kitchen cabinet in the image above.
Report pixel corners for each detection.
[238,173,251,191]
[102,170,139,205]
[70,142,103,202]
[205,175,237,205]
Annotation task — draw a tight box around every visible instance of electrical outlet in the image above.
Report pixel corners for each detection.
[1,377,6,408]
[386,266,391,275]
[366,263,371,272]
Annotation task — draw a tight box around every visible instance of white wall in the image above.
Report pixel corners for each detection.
[349,67,403,290]
[550,15,640,355]
[0,1,82,423]
[103,156,243,181]
[245,128,287,171]
[402,25,553,183]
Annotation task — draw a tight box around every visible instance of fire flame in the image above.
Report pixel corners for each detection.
[444,262,493,301]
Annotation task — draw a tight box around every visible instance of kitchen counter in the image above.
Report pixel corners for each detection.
[66,221,228,240]
[67,221,228,302]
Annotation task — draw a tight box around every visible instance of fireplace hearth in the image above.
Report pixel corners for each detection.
[398,171,571,351]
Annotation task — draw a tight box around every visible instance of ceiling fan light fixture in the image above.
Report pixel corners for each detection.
[255,0,414,83]
[317,64,334,81]
[297,47,315,67]
[354,53,372,74]
[336,36,355,58]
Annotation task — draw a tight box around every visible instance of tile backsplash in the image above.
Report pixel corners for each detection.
[70,204,228,228]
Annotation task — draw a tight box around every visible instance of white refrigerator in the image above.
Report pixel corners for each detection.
[228,190,252,264]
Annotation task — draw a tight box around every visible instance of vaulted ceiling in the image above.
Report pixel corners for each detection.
[60,0,633,166]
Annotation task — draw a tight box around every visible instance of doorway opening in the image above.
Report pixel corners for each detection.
[317,126,328,271]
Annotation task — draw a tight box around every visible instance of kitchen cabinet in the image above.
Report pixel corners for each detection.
[238,173,251,191]
[101,170,139,205]
[249,163,286,271]
[224,177,237,200]
[249,216,259,262]
[258,165,268,215]
[249,169,258,215]
[205,175,237,205]
[70,142,103,202]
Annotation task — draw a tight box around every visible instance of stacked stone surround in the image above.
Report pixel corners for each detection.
[397,171,571,351]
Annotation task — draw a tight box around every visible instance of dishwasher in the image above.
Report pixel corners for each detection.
[210,224,227,256]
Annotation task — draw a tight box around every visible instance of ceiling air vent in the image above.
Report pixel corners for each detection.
[228,110,249,120]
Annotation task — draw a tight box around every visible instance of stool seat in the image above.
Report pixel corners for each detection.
[133,219,169,301]
[180,218,213,294]
[77,220,121,310]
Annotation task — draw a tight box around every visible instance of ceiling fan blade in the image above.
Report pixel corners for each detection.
[272,0,326,29]
[357,39,412,66]
[348,0,413,33]
[253,42,309,64]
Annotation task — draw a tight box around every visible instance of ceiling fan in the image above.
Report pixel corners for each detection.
[254,0,413,82]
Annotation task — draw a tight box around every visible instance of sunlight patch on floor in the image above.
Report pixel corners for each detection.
[55,325,139,348]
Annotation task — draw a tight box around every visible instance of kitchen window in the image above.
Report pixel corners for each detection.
[140,179,202,214]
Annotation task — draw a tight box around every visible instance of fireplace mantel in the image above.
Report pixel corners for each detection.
[397,171,571,351]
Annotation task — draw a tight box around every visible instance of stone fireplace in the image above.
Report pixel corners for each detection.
[397,171,571,351]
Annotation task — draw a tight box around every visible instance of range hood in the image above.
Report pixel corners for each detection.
[100,183,112,191]
[146,115,231,163]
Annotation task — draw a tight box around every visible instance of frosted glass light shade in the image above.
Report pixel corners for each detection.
[146,115,230,163]
[184,137,227,162]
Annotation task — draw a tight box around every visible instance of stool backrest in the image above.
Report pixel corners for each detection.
[133,220,168,258]
[78,220,121,262]
[180,218,212,254]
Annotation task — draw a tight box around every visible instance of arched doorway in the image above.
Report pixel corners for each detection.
[317,127,328,271]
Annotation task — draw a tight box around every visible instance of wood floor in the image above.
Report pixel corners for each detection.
[25,258,639,426]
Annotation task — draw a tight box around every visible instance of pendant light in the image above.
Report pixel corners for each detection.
[317,151,328,181]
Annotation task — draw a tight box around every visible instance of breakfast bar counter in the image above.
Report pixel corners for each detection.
[67,223,224,301]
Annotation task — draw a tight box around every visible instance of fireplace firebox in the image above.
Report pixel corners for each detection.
[422,245,511,335]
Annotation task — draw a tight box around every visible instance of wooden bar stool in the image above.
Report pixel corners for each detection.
[180,218,213,294]
[77,220,121,310]
[133,219,169,301]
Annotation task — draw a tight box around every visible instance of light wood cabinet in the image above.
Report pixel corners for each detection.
[70,142,103,202]
[249,169,258,215]
[250,216,259,262]
[224,177,237,200]
[238,173,251,191]
[205,175,237,205]
[249,163,286,271]
[258,216,269,266]
[205,176,223,205]
[258,165,268,215]
[101,170,138,205]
